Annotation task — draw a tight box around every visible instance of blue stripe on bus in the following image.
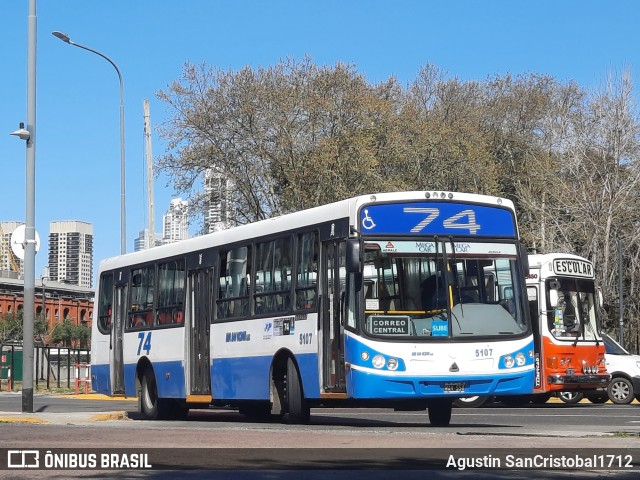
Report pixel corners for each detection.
[212,353,320,400]
[138,361,186,398]
[93,354,320,401]
[346,368,535,398]
[91,361,186,398]
[91,363,110,395]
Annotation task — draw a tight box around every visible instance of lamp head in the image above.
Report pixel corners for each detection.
[52,31,71,43]
[10,122,30,141]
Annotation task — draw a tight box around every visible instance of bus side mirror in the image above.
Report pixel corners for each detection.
[549,289,559,308]
[346,238,361,273]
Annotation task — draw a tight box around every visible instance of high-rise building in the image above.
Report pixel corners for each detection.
[134,228,163,252]
[0,221,24,277]
[204,167,234,233]
[162,198,189,243]
[48,221,94,288]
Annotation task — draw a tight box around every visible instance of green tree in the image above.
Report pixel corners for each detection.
[49,319,74,347]
[49,319,91,348]
[0,312,47,345]
[157,59,640,350]
[0,313,22,344]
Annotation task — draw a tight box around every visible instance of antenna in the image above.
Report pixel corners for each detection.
[10,224,40,260]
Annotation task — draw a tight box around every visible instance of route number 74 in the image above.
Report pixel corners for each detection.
[137,332,152,355]
[404,208,481,234]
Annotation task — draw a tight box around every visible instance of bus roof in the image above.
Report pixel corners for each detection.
[99,191,515,273]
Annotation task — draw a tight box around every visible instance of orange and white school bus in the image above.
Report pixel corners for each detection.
[526,253,610,400]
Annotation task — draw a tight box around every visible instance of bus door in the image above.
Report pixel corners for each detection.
[111,273,128,396]
[321,240,346,392]
[186,253,213,397]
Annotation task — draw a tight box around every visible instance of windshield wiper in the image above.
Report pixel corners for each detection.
[449,236,464,313]
[582,309,600,346]
[438,236,462,334]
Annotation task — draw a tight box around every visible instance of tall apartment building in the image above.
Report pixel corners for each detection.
[48,221,94,288]
[204,167,234,233]
[134,228,163,252]
[0,221,24,277]
[162,198,189,244]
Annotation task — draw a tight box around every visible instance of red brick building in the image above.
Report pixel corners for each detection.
[0,274,93,342]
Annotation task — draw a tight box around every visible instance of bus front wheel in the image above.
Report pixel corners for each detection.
[453,396,489,408]
[286,358,310,424]
[140,367,172,420]
[428,398,452,427]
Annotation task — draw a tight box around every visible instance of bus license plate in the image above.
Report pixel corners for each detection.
[444,382,465,392]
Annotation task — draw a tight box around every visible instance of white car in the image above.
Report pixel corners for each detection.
[602,333,640,404]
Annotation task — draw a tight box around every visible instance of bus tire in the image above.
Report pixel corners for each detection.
[586,394,608,404]
[286,358,310,424]
[140,367,172,420]
[453,396,489,408]
[558,391,583,404]
[428,398,452,427]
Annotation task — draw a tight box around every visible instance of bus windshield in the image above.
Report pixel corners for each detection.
[546,278,601,341]
[362,240,528,339]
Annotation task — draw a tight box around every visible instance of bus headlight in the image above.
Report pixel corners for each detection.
[387,358,399,371]
[515,352,526,366]
[361,352,370,361]
[372,355,385,369]
[504,355,514,369]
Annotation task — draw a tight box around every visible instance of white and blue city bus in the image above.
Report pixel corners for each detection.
[91,191,534,426]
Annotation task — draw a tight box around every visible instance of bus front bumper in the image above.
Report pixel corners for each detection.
[547,373,610,386]
[346,366,536,399]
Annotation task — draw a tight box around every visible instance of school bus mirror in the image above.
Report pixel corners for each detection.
[346,239,361,273]
[596,287,604,308]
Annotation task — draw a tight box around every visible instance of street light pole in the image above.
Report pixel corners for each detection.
[52,31,126,255]
[8,0,38,413]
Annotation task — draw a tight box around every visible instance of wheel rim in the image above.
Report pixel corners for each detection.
[611,381,630,401]
[458,396,479,404]
[143,374,157,411]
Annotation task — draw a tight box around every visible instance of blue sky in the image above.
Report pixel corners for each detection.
[1,1,638,285]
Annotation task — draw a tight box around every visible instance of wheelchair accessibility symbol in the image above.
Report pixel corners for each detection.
[361,209,376,230]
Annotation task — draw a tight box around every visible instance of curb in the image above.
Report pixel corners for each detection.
[89,411,129,421]
[0,416,48,424]
[0,410,129,425]
[57,393,137,401]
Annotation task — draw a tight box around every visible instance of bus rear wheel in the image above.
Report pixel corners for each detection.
[428,398,452,426]
[286,358,310,424]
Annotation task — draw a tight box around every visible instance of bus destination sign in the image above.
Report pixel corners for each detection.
[551,258,593,278]
[359,202,516,237]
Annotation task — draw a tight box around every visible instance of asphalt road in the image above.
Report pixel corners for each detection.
[1,393,640,478]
